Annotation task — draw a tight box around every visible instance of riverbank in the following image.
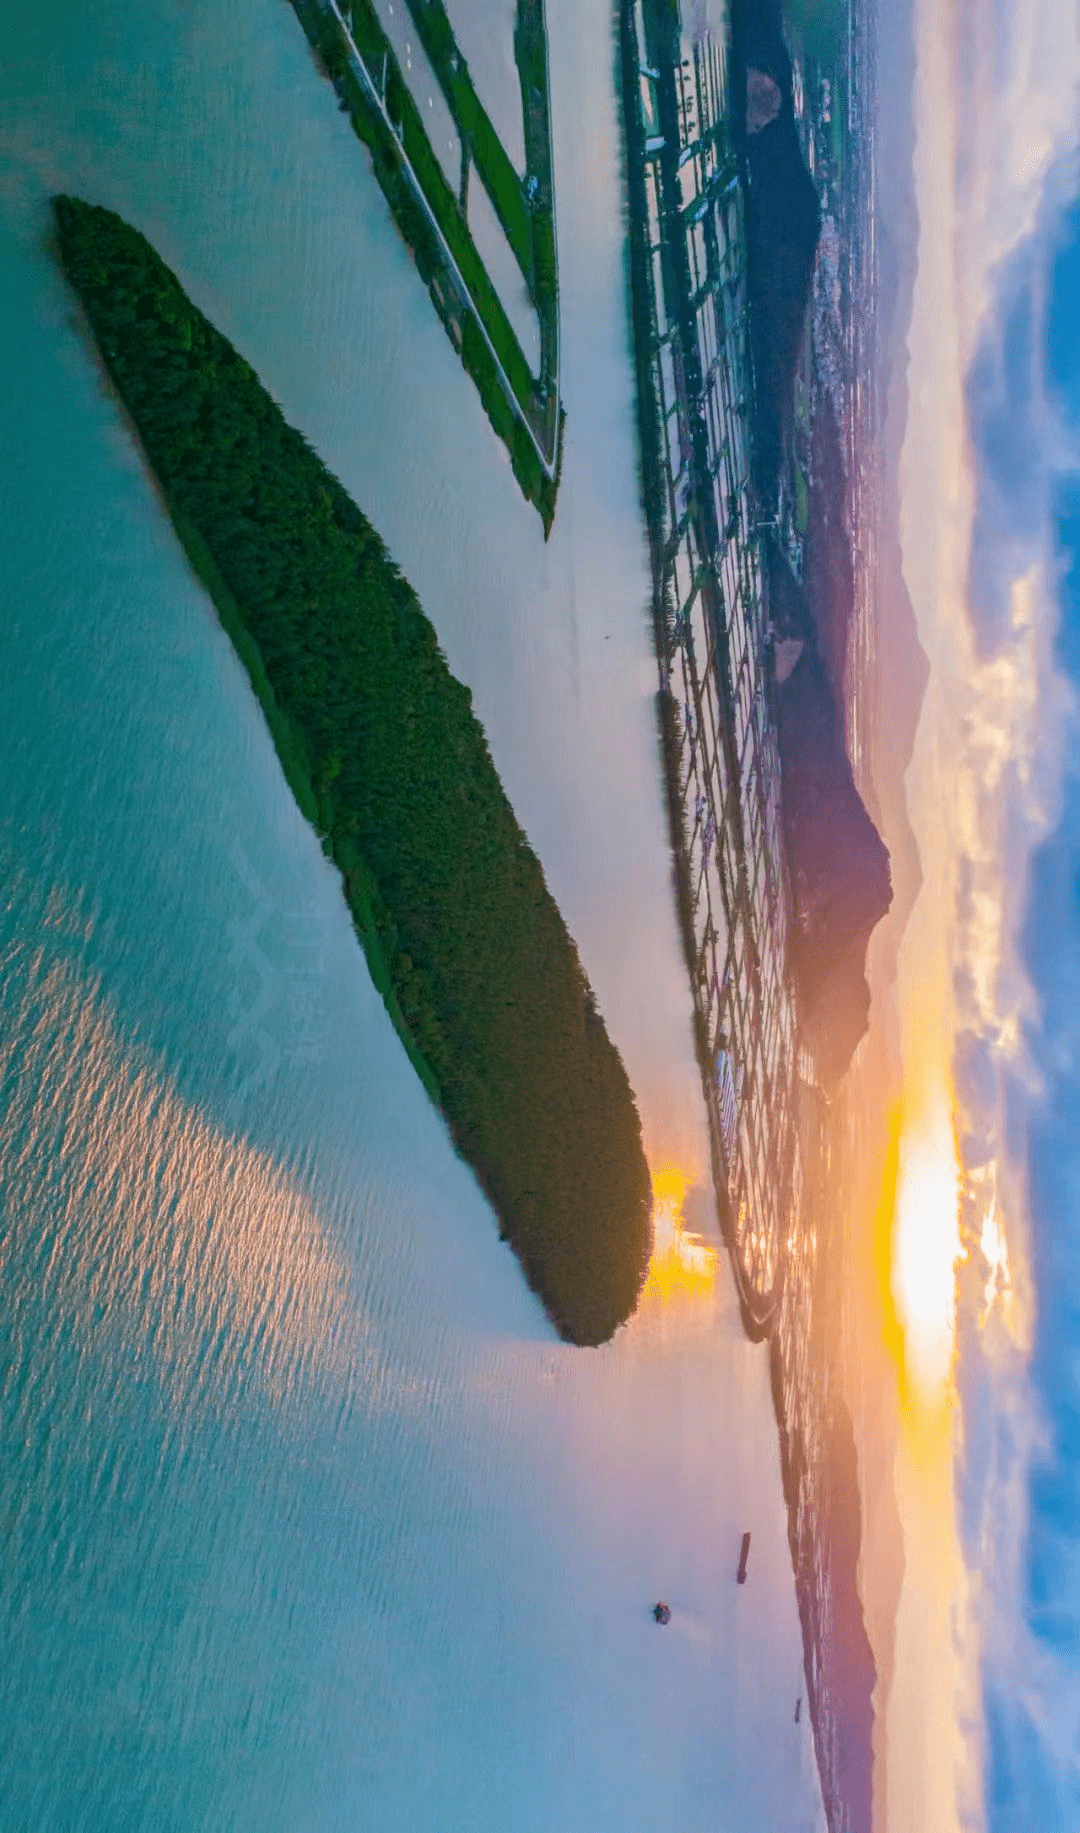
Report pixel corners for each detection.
[54,193,651,1346]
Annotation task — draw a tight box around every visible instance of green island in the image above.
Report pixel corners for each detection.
[290,0,564,532]
[54,195,649,1346]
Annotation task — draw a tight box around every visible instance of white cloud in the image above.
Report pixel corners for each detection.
[891,0,1080,1825]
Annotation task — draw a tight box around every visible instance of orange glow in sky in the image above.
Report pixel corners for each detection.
[891,1086,963,1409]
[870,1100,912,1401]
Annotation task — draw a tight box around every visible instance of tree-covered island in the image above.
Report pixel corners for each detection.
[53,195,650,1347]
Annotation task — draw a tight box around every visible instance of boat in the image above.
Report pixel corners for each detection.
[736,1531,751,1584]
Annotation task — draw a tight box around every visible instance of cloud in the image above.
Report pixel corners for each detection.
[889,0,1080,1824]
[1046,200,1080,417]
[950,184,1080,1832]
[965,177,1080,656]
[965,277,1048,651]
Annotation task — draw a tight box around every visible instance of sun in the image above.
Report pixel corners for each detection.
[891,1086,962,1406]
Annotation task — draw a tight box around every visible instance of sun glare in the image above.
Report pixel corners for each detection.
[642,1165,717,1304]
[891,1090,963,1404]
[979,1197,1011,1320]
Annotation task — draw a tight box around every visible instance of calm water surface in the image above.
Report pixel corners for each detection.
[0,2,824,1826]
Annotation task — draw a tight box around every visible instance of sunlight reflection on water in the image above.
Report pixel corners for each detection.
[0,948,371,1421]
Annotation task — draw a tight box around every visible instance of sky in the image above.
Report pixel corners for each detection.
[981,209,1080,1825]
[884,0,1080,1825]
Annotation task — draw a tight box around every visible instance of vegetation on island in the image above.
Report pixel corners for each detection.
[53,194,650,1346]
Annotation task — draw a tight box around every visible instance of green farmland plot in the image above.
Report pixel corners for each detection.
[291,0,564,531]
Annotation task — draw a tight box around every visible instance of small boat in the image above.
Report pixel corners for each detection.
[736,1531,751,1584]
[794,1697,802,1724]
[652,1601,671,1625]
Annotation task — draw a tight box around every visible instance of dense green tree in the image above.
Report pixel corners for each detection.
[54,195,651,1346]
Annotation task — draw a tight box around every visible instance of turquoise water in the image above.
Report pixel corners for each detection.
[0,3,823,1827]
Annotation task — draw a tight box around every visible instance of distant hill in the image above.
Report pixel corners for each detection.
[768,545,893,1083]
[732,0,794,93]
[729,0,893,1083]
[802,393,852,714]
[731,0,822,501]
[822,1395,876,1833]
[776,642,893,1083]
[869,0,930,1006]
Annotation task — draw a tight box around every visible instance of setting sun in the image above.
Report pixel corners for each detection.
[891,1088,963,1404]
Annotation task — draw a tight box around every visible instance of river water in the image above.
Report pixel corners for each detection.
[0,2,823,1826]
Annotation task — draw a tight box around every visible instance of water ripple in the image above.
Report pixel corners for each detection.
[0,947,371,1430]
